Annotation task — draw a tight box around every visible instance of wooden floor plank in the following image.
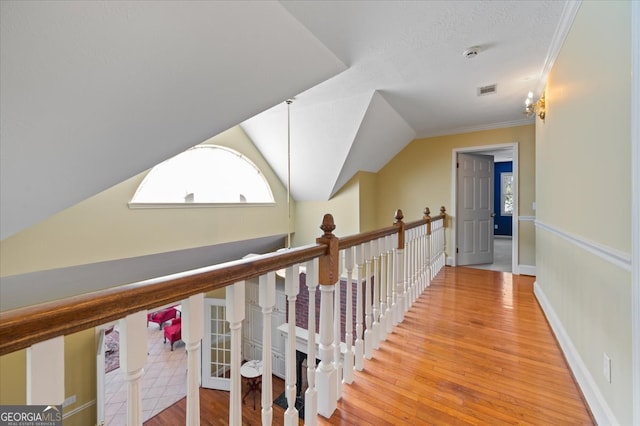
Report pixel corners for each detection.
[144,267,594,425]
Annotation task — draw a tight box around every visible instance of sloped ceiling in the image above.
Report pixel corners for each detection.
[1,0,570,240]
[0,1,345,239]
[243,0,566,201]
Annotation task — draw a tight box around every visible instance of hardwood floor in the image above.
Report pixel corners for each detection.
[145,267,594,425]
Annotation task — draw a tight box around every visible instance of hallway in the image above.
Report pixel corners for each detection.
[146,267,593,425]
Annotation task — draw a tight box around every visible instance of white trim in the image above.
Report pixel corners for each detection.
[128,202,275,209]
[518,265,536,276]
[451,143,519,274]
[536,1,582,95]
[535,220,632,271]
[534,281,618,426]
[425,118,532,139]
[518,216,536,222]
[630,1,640,424]
[446,256,454,266]
[63,399,96,420]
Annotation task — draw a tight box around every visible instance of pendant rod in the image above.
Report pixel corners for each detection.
[286,99,293,249]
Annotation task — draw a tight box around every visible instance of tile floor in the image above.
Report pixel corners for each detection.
[467,236,513,273]
[104,322,187,425]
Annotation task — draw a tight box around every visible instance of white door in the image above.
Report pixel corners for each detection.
[457,153,495,265]
[202,298,231,390]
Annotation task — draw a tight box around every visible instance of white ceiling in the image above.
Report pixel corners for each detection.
[244,0,568,201]
[1,1,570,240]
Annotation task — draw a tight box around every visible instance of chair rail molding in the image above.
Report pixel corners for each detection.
[535,220,632,272]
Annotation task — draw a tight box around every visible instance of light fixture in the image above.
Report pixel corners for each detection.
[462,46,481,59]
[524,91,546,120]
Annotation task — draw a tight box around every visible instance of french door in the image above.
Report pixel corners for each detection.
[201,298,232,390]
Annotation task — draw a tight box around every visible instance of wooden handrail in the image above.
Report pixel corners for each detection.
[0,244,325,356]
[0,207,446,357]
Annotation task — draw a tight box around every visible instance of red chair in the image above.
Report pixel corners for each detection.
[147,306,178,329]
[163,318,182,351]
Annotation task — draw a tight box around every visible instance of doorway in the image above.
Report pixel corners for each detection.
[451,143,518,273]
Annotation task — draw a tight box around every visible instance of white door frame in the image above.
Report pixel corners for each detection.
[451,142,519,273]
[630,1,639,423]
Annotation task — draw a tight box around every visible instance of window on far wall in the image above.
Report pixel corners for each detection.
[129,145,274,206]
[501,172,513,216]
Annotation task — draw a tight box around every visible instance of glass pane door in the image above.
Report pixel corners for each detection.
[201,298,231,390]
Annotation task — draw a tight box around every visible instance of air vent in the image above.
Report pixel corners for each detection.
[477,84,497,96]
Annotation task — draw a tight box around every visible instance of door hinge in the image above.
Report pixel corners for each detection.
[456,247,459,253]
[456,162,459,168]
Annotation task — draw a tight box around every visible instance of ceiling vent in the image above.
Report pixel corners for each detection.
[477,84,497,96]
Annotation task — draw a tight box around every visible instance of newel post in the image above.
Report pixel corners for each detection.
[424,207,432,235]
[316,214,339,418]
[394,209,406,325]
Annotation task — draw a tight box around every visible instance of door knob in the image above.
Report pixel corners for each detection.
[490,213,496,217]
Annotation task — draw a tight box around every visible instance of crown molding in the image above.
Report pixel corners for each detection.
[422,118,533,139]
[536,0,582,94]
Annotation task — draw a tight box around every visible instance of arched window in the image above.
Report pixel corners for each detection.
[130,145,274,205]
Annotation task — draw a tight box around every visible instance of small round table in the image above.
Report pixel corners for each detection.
[240,360,263,409]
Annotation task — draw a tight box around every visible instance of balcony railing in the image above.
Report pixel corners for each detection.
[0,206,446,425]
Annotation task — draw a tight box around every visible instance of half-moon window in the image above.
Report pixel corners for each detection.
[130,145,274,205]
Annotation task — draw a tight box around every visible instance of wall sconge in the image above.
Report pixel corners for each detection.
[524,91,546,120]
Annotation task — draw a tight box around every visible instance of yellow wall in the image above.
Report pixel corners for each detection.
[292,174,361,246]
[0,126,288,423]
[358,172,379,232]
[63,330,97,426]
[0,330,97,426]
[0,349,26,404]
[536,1,632,424]
[376,124,536,267]
[0,126,290,276]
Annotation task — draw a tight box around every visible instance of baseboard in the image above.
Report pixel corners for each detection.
[446,256,454,266]
[518,264,536,276]
[533,281,619,426]
[63,399,95,420]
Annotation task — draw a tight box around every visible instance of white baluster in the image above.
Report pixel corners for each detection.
[284,266,299,425]
[226,281,245,426]
[404,230,411,314]
[27,336,64,406]
[342,247,355,383]
[316,281,337,417]
[354,244,364,371]
[182,294,204,426]
[119,310,147,426]
[371,239,381,350]
[404,229,413,304]
[396,243,406,324]
[386,235,395,334]
[334,255,343,399]
[364,242,373,359]
[422,223,428,290]
[259,272,276,425]
[305,259,319,425]
[379,238,388,343]
[407,228,418,310]
[426,224,432,287]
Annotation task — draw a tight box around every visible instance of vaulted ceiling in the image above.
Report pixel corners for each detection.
[0,1,569,240]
